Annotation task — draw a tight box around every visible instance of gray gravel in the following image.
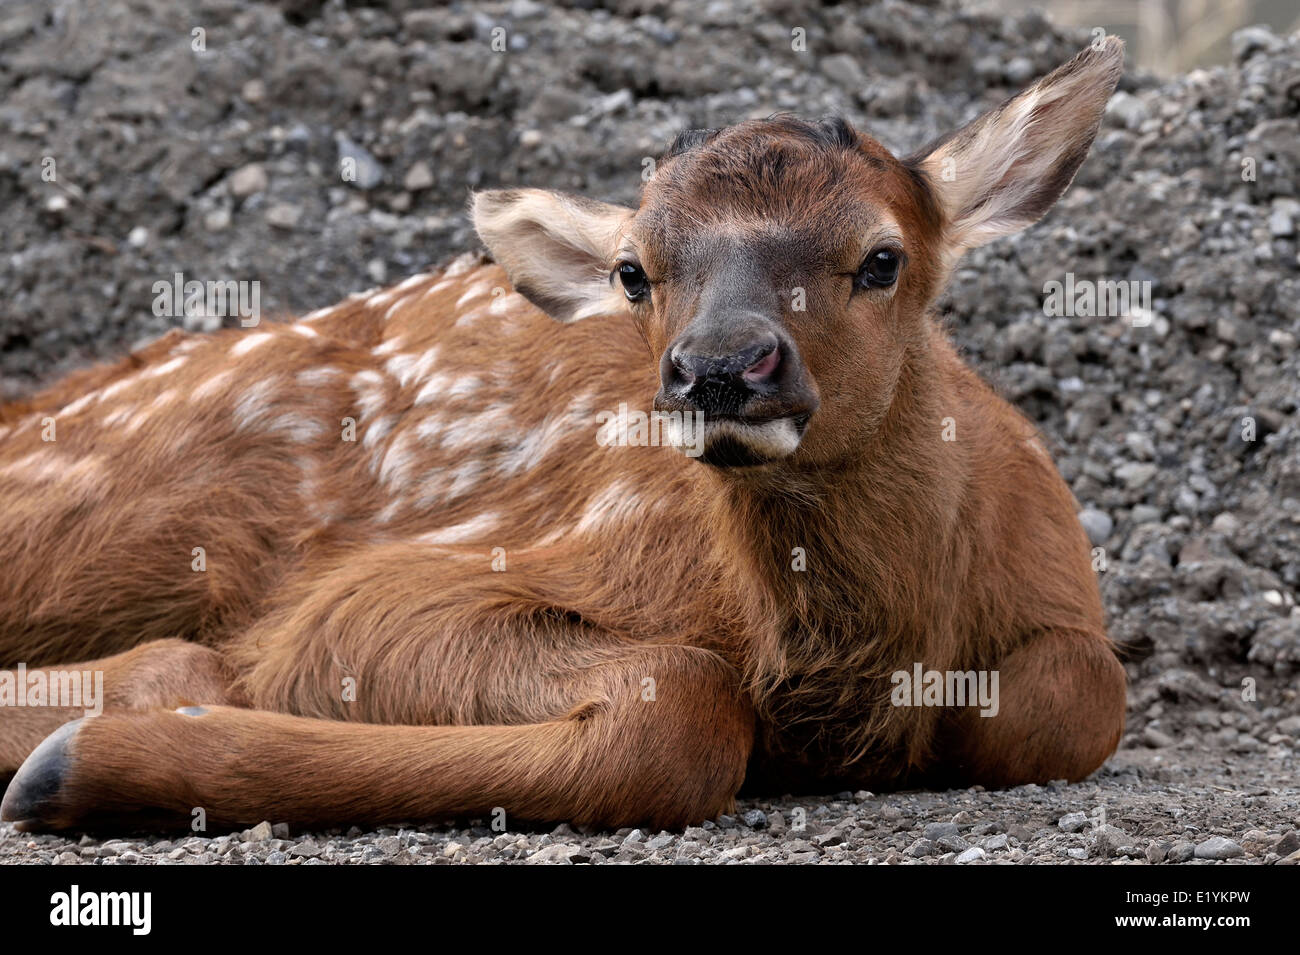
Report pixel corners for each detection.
[2,0,1299,863]
[3,747,1296,864]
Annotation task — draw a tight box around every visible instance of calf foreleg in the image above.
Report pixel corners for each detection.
[1,645,753,832]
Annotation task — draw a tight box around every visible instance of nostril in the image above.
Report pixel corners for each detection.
[742,346,780,383]
[668,345,697,388]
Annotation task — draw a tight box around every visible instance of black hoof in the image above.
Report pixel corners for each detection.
[0,718,81,831]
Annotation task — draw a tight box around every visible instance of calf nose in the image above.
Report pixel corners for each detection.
[662,334,782,414]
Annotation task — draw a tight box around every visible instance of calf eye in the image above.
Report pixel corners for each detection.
[856,249,901,289]
[616,262,650,302]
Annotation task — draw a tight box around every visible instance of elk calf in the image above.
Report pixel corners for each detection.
[0,40,1127,831]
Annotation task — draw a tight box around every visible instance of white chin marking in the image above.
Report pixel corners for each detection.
[704,417,802,460]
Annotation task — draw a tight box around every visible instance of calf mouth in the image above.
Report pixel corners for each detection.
[696,413,812,469]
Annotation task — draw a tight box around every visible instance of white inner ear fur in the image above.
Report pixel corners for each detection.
[917,37,1125,261]
[471,188,633,322]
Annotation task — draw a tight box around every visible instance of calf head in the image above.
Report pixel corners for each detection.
[474,38,1124,471]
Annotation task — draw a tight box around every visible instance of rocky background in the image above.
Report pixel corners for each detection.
[1,0,1298,864]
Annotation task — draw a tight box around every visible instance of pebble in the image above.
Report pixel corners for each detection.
[1193,836,1244,860]
[229,162,269,198]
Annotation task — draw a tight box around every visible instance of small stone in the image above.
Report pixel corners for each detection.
[204,206,231,231]
[905,839,936,858]
[271,823,290,839]
[956,846,985,864]
[742,809,768,829]
[819,53,865,90]
[1078,508,1113,545]
[243,821,273,842]
[526,843,582,864]
[1131,504,1162,525]
[1143,726,1175,748]
[1273,831,1300,856]
[1115,462,1158,490]
[336,134,384,190]
[403,161,434,192]
[923,821,960,840]
[229,162,268,198]
[1193,836,1244,860]
[265,203,301,230]
[644,833,675,851]
[1167,842,1196,863]
[240,79,266,103]
[936,835,970,853]
[1269,208,1295,237]
[1058,812,1089,833]
[127,226,149,248]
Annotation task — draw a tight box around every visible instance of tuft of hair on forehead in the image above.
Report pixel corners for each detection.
[664,115,860,163]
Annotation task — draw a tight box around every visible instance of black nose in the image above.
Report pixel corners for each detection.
[661,334,781,415]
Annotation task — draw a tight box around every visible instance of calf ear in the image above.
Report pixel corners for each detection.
[471,189,633,322]
[912,37,1124,258]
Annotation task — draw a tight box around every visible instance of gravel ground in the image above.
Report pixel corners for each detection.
[1,0,1298,863]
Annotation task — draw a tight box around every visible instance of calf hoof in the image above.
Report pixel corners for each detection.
[0,718,82,831]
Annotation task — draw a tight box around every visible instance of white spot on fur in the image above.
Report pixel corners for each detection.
[417,511,499,545]
[443,458,485,502]
[142,356,188,379]
[296,367,342,388]
[575,480,643,535]
[413,414,447,444]
[233,380,275,431]
[267,412,326,442]
[385,347,440,390]
[231,332,274,357]
[301,305,338,323]
[102,404,135,427]
[374,498,405,524]
[443,253,479,278]
[100,374,141,403]
[349,370,388,421]
[455,280,495,309]
[496,391,594,477]
[412,371,457,406]
[291,324,320,339]
[439,405,517,453]
[377,431,418,489]
[192,370,235,402]
[60,392,99,417]
[362,414,395,450]
[396,272,432,292]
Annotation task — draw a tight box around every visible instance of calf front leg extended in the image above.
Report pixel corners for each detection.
[1,645,753,832]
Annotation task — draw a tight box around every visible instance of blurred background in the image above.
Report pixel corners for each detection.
[974,0,1300,72]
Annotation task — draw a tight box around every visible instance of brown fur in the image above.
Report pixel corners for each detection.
[0,40,1127,831]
